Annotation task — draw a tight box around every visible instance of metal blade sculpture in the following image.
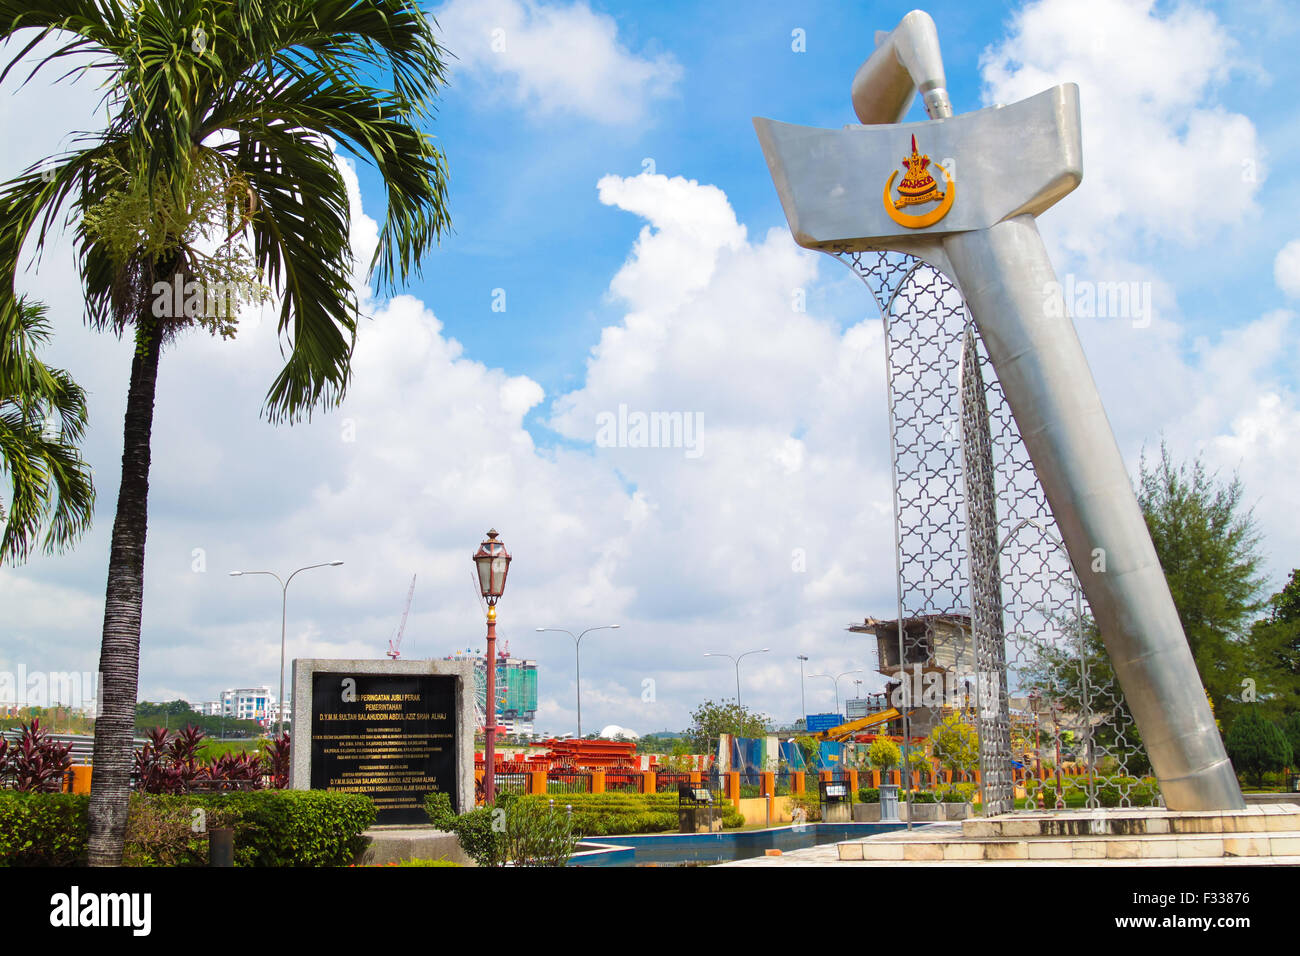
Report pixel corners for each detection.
[755,9,1243,811]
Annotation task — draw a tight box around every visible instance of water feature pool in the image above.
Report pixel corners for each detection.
[567,822,908,866]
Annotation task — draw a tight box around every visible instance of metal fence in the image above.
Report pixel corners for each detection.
[0,769,75,792]
[604,771,642,793]
[655,772,693,793]
[492,771,529,798]
[545,770,591,795]
[0,730,96,765]
[737,769,768,797]
[704,769,723,795]
[774,768,793,795]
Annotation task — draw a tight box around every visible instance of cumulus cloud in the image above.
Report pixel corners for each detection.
[981,0,1260,252]
[1276,239,1300,298]
[4,4,1297,738]
[978,0,1298,583]
[550,170,896,663]
[432,0,681,124]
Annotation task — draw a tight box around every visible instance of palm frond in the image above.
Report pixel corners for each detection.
[0,298,93,564]
[1,0,454,423]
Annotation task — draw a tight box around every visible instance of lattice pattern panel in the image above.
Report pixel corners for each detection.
[834,249,1152,815]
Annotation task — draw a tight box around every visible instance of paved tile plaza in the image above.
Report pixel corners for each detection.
[723,809,1300,867]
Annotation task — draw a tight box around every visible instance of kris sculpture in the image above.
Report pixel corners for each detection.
[754,9,1243,811]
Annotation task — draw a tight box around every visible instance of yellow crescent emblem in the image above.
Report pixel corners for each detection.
[883,166,955,228]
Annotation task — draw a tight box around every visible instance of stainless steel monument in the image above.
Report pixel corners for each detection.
[755,9,1243,812]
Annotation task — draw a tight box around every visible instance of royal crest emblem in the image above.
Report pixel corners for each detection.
[882,134,955,228]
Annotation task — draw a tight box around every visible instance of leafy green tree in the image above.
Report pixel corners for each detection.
[686,699,768,753]
[867,738,900,771]
[637,733,689,755]
[0,298,93,563]
[1280,713,1300,771]
[1245,569,1300,720]
[1022,613,1152,776]
[1138,443,1267,722]
[1272,569,1300,622]
[1224,709,1293,788]
[134,701,263,739]
[929,712,978,773]
[1281,713,1300,771]
[0,1,452,865]
[135,700,196,719]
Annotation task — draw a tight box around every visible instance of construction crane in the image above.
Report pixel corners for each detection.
[811,707,912,742]
[386,574,416,660]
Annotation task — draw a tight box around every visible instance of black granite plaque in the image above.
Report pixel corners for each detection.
[309,672,458,824]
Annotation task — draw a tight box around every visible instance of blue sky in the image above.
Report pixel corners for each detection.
[393,0,1300,419]
[2,0,1298,736]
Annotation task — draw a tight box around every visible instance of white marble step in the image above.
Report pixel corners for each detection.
[841,826,1300,862]
[963,803,1300,838]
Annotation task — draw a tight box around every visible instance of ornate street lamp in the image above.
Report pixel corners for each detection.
[472,529,511,803]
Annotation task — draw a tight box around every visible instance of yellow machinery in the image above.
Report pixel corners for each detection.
[811,707,907,742]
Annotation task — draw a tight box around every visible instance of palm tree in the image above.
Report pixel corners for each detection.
[0,297,94,563]
[0,0,452,864]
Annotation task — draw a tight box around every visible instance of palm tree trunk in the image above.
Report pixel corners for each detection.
[87,319,162,866]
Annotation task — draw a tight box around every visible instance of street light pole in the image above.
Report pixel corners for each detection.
[704,648,769,707]
[472,530,512,806]
[796,655,809,726]
[229,560,343,739]
[809,669,864,715]
[536,625,620,739]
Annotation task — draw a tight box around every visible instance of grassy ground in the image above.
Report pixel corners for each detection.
[196,738,265,760]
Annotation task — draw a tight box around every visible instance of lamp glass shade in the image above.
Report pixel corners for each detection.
[473,529,511,602]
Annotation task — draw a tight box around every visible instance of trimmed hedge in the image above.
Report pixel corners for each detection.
[0,793,88,866]
[0,790,375,867]
[218,790,375,867]
[1026,776,1161,809]
[509,792,744,836]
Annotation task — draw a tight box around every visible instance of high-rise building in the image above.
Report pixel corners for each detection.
[444,649,538,736]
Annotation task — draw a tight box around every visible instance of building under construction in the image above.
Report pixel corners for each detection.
[848,613,977,737]
[444,648,538,736]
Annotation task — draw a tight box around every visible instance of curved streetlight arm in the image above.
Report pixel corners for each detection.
[536,625,619,739]
[230,569,284,588]
[705,648,767,707]
[229,561,342,738]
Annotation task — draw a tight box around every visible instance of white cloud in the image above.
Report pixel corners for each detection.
[981,0,1260,254]
[1276,239,1300,298]
[979,0,1298,587]
[3,5,1297,739]
[432,0,681,124]
[551,170,896,657]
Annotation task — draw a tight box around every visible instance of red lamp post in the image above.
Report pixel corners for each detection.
[473,529,511,805]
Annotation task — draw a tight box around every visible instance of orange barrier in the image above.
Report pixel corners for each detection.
[68,765,92,794]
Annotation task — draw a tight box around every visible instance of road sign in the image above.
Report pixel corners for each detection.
[805,713,844,733]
